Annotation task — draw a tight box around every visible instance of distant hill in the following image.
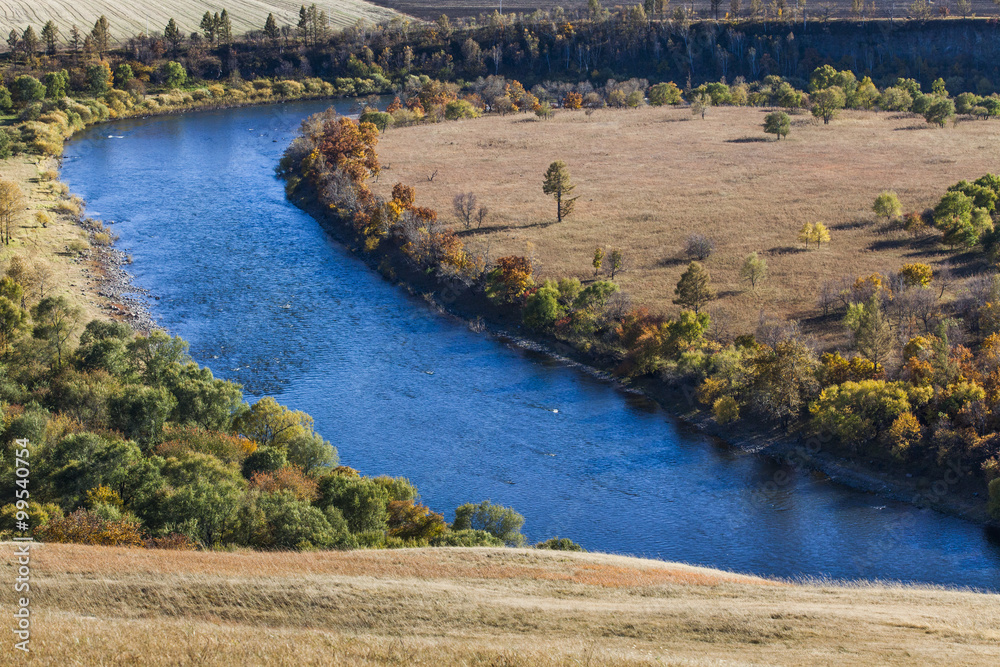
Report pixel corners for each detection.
[0,0,405,40]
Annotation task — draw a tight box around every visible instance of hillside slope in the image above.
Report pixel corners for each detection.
[0,0,403,39]
[3,542,998,665]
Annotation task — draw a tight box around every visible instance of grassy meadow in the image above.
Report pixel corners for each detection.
[375,105,1000,343]
[4,542,999,665]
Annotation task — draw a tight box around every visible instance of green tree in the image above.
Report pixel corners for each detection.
[43,70,69,99]
[41,20,59,55]
[740,252,767,289]
[542,161,578,222]
[811,86,846,124]
[810,380,915,452]
[853,295,894,366]
[90,15,110,57]
[31,295,82,368]
[673,262,716,312]
[20,26,39,61]
[86,63,112,95]
[690,89,711,119]
[763,111,790,140]
[108,385,177,444]
[523,282,564,330]
[10,75,45,109]
[200,12,218,43]
[453,500,526,546]
[285,432,338,475]
[924,97,955,127]
[0,296,26,354]
[264,13,280,42]
[218,9,233,43]
[873,191,902,222]
[318,474,390,533]
[236,396,314,450]
[161,61,186,88]
[164,19,183,54]
[113,63,133,89]
[878,87,913,112]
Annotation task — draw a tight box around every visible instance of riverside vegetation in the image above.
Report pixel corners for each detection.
[0,3,996,553]
[282,66,1000,527]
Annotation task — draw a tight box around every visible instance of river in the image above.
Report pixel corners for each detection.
[60,99,1000,589]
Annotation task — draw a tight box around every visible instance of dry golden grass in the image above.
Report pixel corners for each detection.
[375,106,999,340]
[4,542,999,665]
[0,155,105,324]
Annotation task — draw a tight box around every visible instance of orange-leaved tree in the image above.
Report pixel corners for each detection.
[318,117,380,184]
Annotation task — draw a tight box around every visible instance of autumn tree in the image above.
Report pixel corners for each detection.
[485,256,533,302]
[0,179,24,245]
[763,111,790,140]
[899,263,932,288]
[542,161,577,222]
[673,262,716,312]
[592,247,605,276]
[317,117,380,184]
[873,191,902,222]
[648,82,682,106]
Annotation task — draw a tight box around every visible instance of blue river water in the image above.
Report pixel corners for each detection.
[60,99,1000,589]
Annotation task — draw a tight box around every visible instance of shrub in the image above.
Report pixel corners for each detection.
[535,536,584,551]
[430,529,503,547]
[453,500,525,546]
[712,395,740,424]
[37,508,144,547]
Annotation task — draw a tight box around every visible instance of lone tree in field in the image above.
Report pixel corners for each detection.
[542,161,577,222]
[609,248,624,278]
[763,111,790,140]
[873,191,902,222]
[690,90,712,119]
[453,192,478,228]
[740,252,767,289]
[811,86,845,124]
[685,234,715,260]
[673,262,716,312]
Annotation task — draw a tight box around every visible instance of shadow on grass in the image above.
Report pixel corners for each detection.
[725,136,770,143]
[831,219,871,231]
[767,246,809,255]
[454,220,559,237]
[656,256,689,268]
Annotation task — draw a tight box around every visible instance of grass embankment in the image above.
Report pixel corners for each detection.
[0,154,106,322]
[3,542,998,666]
[374,105,998,345]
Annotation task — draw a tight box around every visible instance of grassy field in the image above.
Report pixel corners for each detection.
[4,542,998,665]
[374,105,999,341]
[0,155,106,324]
[0,0,403,40]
